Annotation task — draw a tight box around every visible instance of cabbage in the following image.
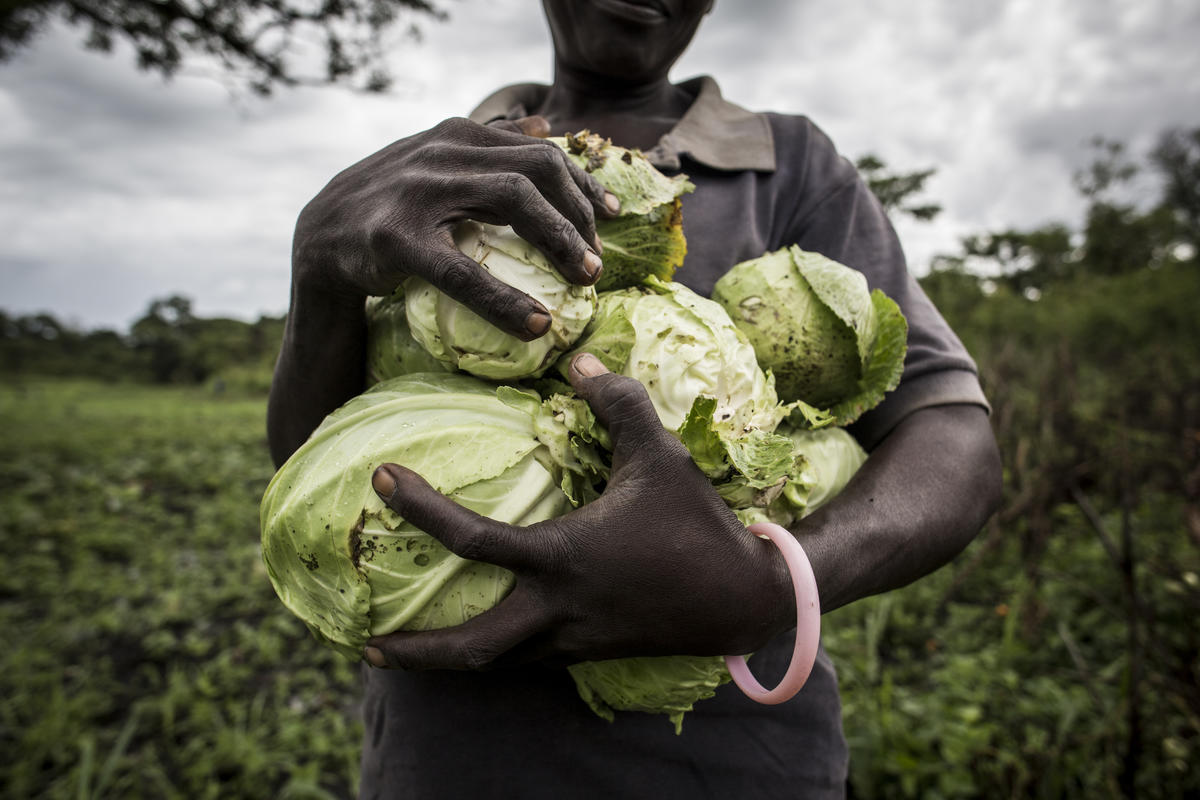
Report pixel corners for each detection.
[404,222,598,380]
[259,373,600,659]
[779,426,869,518]
[712,246,908,425]
[364,288,454,384]
[562,278,785,434]
[733,425,870,528]
[568,654,731,735]
[554,131,693,291]
[557,278,808,522]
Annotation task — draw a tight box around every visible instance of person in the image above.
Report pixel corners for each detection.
[267,1,1002,797]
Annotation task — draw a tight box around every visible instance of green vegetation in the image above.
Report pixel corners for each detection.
[2,128,1196,797]
[826,262,1200,798]
[0,379,361,798]
[827,129,1200,798]
[0,295,284,392]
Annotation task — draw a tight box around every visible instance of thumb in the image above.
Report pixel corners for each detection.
[567,353,668,453]
[486,115,551,138]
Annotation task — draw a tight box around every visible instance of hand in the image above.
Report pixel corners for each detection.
[364,354,796,670]
[291,116,620,340]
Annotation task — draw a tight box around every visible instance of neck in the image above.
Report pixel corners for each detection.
[536,62,692,150]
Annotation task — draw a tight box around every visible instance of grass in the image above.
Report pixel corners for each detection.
[0,379,362,799]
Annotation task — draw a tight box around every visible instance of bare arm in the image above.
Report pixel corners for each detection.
[267,279,367,468]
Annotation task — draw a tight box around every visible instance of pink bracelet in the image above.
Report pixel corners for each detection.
[724,522,821,704]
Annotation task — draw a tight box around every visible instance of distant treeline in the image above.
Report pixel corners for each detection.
[0,296,285,392]
[3,127,1195,398]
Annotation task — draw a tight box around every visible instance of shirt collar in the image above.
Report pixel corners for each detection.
[468,75,776,173]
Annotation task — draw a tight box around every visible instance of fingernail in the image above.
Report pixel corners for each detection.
[372,466,396,498]
[364,646,386,667]
[593,234,604,255]
[572,353,606,378]
[525,310,552,336]
[604,192,620,214]
[583,250,603,281]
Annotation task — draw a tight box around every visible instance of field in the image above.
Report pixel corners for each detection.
[0,380,361,799]
[2,362,1197,798]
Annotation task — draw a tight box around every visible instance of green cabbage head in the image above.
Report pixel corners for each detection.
[736,425,870,528]
[562,277,785,434]
[569,655,731,735]
[364,287,454,384]
[404,222,597,380]
[712,246,907,424]
[259,373,596,659]
[553,131,693,291]
[780,425,869,518]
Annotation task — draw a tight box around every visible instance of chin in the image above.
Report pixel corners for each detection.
[545,0,706,83]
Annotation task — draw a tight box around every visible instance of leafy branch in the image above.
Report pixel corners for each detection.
[0,0,447,94]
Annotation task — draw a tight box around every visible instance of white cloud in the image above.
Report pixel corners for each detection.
[1,0,1197,328]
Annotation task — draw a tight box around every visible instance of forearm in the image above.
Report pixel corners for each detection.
[794,404,1002,615]
[267,278,368,467]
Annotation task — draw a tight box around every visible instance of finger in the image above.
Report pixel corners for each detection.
[455,142,615,275]
[365,589,546,670]
[554,146,621,220]
[434,118,614,209]
[457,164,603,286]
[566,353,671,455]
[513,115,552,138]
[446,121,618,220]
[440,115,541,147]
[371,226,551,340]
[372,464,554,571]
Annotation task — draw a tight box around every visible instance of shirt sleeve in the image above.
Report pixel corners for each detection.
[766,114,990,449]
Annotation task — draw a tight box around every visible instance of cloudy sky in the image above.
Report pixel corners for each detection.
[2,0,1197,330]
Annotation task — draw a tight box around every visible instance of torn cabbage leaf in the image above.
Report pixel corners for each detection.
[554,131,693,291]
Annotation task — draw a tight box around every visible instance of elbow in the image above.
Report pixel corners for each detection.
[958,406,1003,544]
[909,403,1003,552]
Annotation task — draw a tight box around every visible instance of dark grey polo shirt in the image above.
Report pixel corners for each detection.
[469,75,989,447]
[358,77,989,800]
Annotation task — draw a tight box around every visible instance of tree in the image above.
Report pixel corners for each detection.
[930,128,1199,294]
[131,294,200,382]
[1151,127,1200,247]
[855,154,942,223]
[0,0,446,95]
[935,224,1078,296]
[910,129,1200,798]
